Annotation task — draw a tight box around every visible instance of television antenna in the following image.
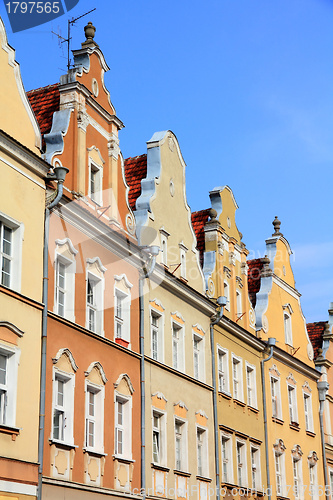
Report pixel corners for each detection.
[51,8,96,70]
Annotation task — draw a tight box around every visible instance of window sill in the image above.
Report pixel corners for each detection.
[113,455,135,464]
[272,416,284,425]
[115,337,129,348]
[218,391,232,400]
[306,430,316,437]
[221,481,238,489]
[83,447,107,457]
[234,399,246,407]
[289,422,300,432]
[151,463,170,472]
[49,438,78,449]
[0,424,20,441]
[174,469,191,477]
[248,405,259,413]
[196,475,212,482]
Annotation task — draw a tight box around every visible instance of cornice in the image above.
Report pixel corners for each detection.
[216,317,266,352]
[272,274,301,299]
[272,346,321,380]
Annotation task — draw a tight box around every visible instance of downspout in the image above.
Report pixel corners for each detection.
[318,380,329,500]
[210,296,226,500]
[139,248,159,500]
[261,337,276,500]
[38,167,68,500]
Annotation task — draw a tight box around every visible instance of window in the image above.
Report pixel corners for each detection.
[236,290,242,318]
[232,355,243,401]
[193,334,205,382]
[151,310,163,362]
[246,363,257,408]
[271,376,282,419]
[309,462,318,499]
[0,346,19,427]
[221,434,233,484]
[114,285,131,344]
[275,451,284,496]
[175,419,187,471]
[251,446,261,490]
[54,239,77,322]
[224,281,230,311]
[0,223,12,288]
[284,312,293,346]
[197,427,208,477]
[52,371,74,444]
[89,159,103,205]
[304,393,313,432]
[0,215,23,292]
[85,384,104,452]
[86,264,105,335]
[161,235,168,266]
[236,441,247,487]
[115,395,131,458]
[180,252,186,279]
[172,323,184,372]
[329,470,333,500]
[218,348,229,393]
[288,385,298,424]
[87,277,96,331]
[293,457,302,499]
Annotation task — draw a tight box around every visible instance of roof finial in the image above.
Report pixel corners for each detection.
[82,21,98,48]
[272,216,283,236]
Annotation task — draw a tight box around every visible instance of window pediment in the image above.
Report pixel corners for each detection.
[273,439,286,454]
[0,321,24,346]
[85,361,107,384]
[114,373,134,395]
[291,444,303,460]
[52,348,78,373]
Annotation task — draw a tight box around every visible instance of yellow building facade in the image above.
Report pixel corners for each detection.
[0,16,48,500]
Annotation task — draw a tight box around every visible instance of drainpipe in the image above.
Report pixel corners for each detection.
[139,246,160,500]
[261,337,276,500]
[38,166,68,500]
[318,380,329,500]
[210,295,227,500]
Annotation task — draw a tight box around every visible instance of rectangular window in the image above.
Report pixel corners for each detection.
[224,281,230,311]
[309,464,318,499]
[193,334,204,381]
[151,314,159,361]
[115,399,124,455]
[288,385,298,424]
[293,458,301,499]
[115,292,123,338]
[304,393,313,431]
[271,376,281,419]
[236,290,242,317]
[251,446,260,490]
[236,441,246,487]
[86,389,96,447]
[232,356,243,401]
[218,348,229,393]
[115,395,131,459]
[196,427,208,477]
[89,161,102,205]
[180,250,186,279]
[85,384,104,452]
[153,413,160,463]
[87,278,96,332]
[246,364,257,408]
[52,372,74,444]
[53,378,65,441]
[114,286,131,344]
[173,323,184,372]
[221,434,232,483]
[0,223,12,288]
[0,353,7,425]
[284,313,293,346]
[175,419,186,471]
[275,452,283,496]
[56,260,66,317]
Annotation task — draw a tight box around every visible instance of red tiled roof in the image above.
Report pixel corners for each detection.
[307,322,327,360]
[124,154,147,211]
[27,84,60,150]
[247,258,265,308]
[191,209,210,267]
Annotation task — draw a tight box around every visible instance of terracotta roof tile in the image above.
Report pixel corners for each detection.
[247,258,265,308]
[124,154,148,211]
[307,322,327,360]
[191,209,210,267]
[27,84,60,151]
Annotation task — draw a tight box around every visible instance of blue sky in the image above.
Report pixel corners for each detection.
[1,0,332,322]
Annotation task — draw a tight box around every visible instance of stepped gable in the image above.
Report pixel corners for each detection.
[191,209,210,266]
[27,84,60,150]
[124,154,147,211]
[247,258,265,308]
[307,321,327,360]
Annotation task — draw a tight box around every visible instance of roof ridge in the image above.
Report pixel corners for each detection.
[27,83,59,94]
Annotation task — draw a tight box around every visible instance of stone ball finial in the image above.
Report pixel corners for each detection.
[208,208,217,221]
[272,216,283,236]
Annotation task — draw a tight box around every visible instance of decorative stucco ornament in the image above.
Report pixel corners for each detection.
[126,213,135,235]
[249,308,255,328]
[217,241,224,256]
[307,343,314,361]
[92,78,99,97]
[108,134,120,159]
[77,110,89,132]
[262,315,269,333]
[168,136,175,152]
[227,216,231,229]
[207,277,215,298]
[169,179,175,197]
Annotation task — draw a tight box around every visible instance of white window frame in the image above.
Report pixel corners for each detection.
[0,344,20,427]
[114,287,131,344]
[172,321,185,372]
[250,445,261,491]
[221,432,233,484]
[160,235,168,266]
[196,425,208,478]
[303,392,314,432]
[274,450,285,497]
[88,158,103,206]
[0,212,24,292]
[292,456,303,500]
[193,333,205,382]
[217,347,230,394]
[288,384,298,425]
[224,281,230,311]
[283,309,293,346]
[236,289,242,318]
[52,368,75,445]
[329,468,333,500]
[86,267,105,336]
[150,308,164,362]
[152,409,166,466]
[174,417,187,472]
[114,393,132,459]
[309,461,318,500]
[85,381,104,454]
[54,239,77,322]
[246,362,257,409]
[270,375,282,420]
[232,354,243,402]
[236,439,247,487]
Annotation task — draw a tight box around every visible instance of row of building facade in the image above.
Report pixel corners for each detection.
[0,16,332,500]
